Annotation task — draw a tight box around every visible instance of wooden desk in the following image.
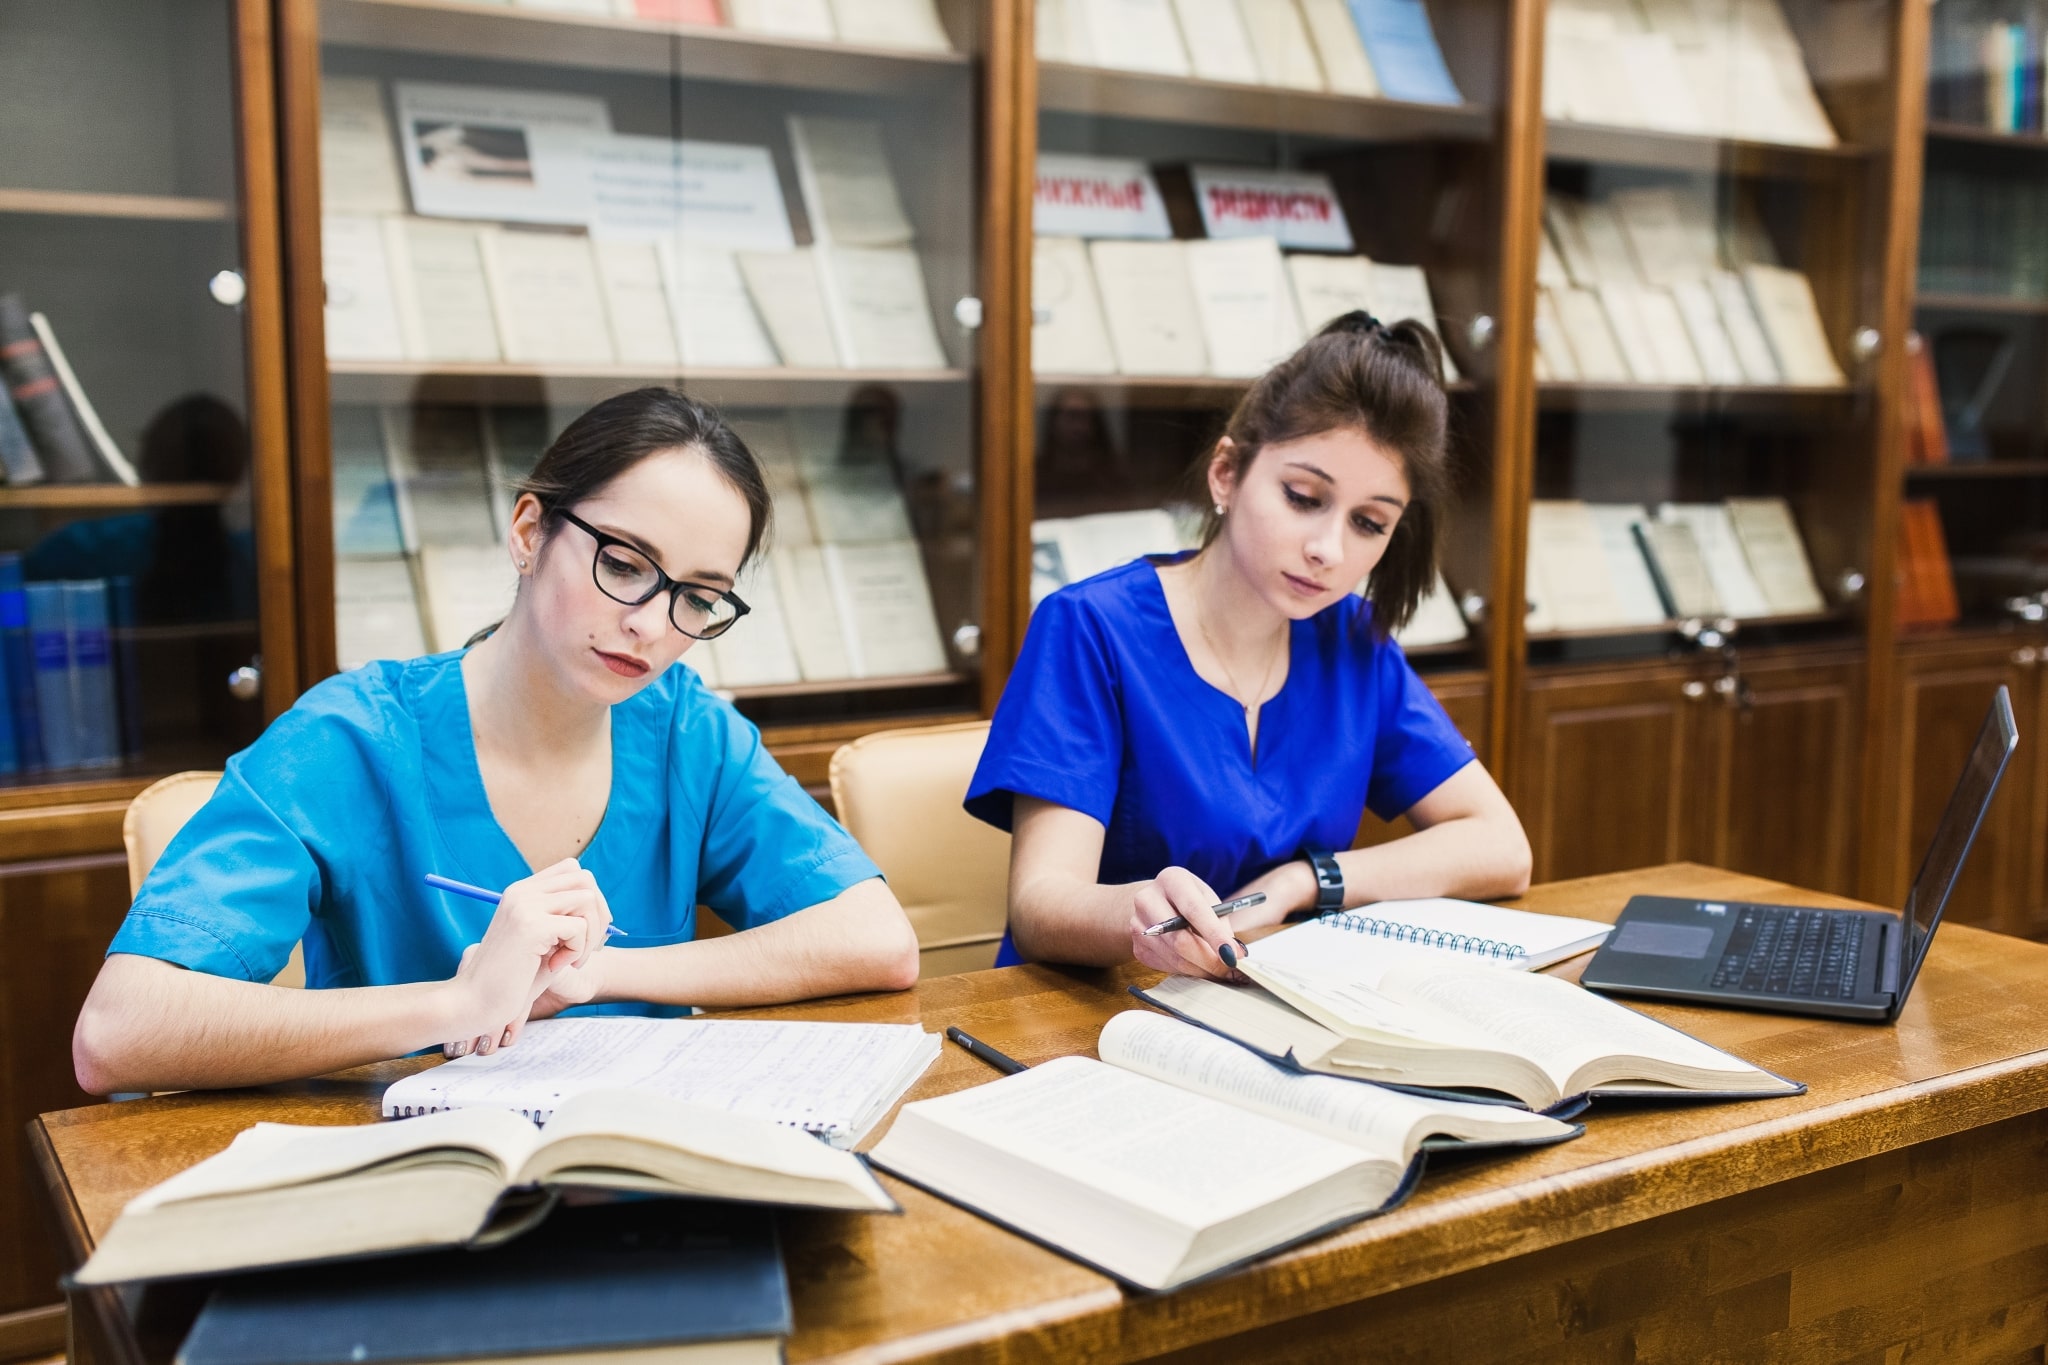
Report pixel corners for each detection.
[34,863,2048,1363]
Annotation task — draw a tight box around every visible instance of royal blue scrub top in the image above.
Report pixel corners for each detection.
[108,650,881,1016]
[966,555,1475,966]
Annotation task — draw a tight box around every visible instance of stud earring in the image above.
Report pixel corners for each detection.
[1214,503,1226,516]
[518,558,529,570]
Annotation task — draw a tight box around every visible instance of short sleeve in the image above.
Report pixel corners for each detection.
[1363,637,1477,821]
[690,697,881,930]
[964,590,1124,833]
[105,699,377,982]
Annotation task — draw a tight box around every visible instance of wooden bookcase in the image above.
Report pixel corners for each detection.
[3,0,2046,1326]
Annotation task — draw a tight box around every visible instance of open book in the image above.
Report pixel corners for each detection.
[1142,957,1802,1110]
[381,1016,940,1149]
[867,1011,1578,1292]
[76,1088,897,1285]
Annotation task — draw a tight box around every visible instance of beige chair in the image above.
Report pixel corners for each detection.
[828,721,1010,977]
[124,771,305,988]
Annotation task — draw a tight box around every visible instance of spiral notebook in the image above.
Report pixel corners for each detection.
[1251,899,1612,983]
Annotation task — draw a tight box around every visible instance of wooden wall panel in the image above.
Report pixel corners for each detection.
[0,856,130,1316]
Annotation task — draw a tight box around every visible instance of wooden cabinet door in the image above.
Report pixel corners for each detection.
[1515,666,1703,883]
[1691,654,1863,898]
[1887,642,2038,937]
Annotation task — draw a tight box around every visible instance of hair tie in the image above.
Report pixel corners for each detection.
[1335,310,1384,337]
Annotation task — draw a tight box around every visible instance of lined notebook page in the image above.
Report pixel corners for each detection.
[1249,900,1612,982]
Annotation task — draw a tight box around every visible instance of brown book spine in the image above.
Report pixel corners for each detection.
[1907,336,1950,467]
[0,294,102,483]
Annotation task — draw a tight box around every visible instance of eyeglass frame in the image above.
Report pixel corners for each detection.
[553,508,751,640]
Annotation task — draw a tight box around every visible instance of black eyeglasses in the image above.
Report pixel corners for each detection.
[556,509,750,640]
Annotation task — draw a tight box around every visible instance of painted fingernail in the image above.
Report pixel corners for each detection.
[1219,942,1238,968]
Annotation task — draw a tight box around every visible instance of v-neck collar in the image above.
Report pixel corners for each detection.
[1141,555,1302,768]
[413,652,627,889]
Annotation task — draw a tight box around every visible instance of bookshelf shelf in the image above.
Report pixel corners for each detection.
[1906,460,2048,480]
[319,0,968,95]
[1914,292,2048,316]
[722,669,973,702]
[1036,63,1490,142]
[1543,121,1872,176]
[1925,122,2048,150]
[1035,374,1478,410]
[0,483,240,510]
[0,188,232,221]
[328,362,972,407]
[1527,610,1849,645]
[1535,381,1860,412]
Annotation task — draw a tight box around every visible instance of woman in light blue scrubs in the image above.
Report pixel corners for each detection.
[967,314,1532,981]
[74,389,920,1095]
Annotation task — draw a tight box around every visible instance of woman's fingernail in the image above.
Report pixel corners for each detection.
[1219,942,1238,968]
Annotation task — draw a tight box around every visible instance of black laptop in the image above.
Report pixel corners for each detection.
[1581,686,2019,1021]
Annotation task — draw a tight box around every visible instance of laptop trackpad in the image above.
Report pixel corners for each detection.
[1608,920,1716,959]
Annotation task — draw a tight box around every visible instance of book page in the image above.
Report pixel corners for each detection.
[1710,268,1784,383]
[1618,31,1706,132]
[1742,264,1845,386]
[1257,899,1609,975]
[1565,198,1641,287]
[1171,0,1261,82]
[320,76,407,215]
[1185,238,1306,378]
[1076,0,1193,74]
[787,115,913,248]
[592,239,680,367]
[1595,284,1660,382]
[481,229,616,366]
[1634,519,1722,617]
[322,215,408,362]
[824,540,948,677]
[1101,1010,1575,1160]
[1299,0,1381,94]
[1584,503,1671,626]
[384,1017,938,1140]
[1635,286,1706,384]
[738,249,844,369]
[384,218,503,363]
[1032,236,1118,375]
[1287,253,1376,335]
[1555,286,1627,380]
[1240,0,1328,90]
[1528,499,1628,630]
[1378,960,1776,1092]
[1090,241,1209,375]
[1726,496,1826,614]
[814,245,948,369]
[1659,502,1774,618]
[827,0,952,51]
[726,0,837,39]
[772,545,857,681]
[1610,187,1710,286]
[127,1111,542,1213]
[1670,278,1745,384]
[660,244,780,368]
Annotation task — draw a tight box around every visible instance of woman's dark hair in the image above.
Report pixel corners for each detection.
[466,387,772,646]
[1197,310,1452,637]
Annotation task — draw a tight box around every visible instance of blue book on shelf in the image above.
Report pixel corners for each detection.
[107,575,144,761]
[0,555,42,771]
[1347,0,1463,105]
[175,1201,792,1365]
[25,582,77,771]
[64,580,119,768]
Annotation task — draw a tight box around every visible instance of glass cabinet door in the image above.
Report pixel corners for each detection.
[1026,0,1519,749]
[0,0,274,788]
[302,0,992,737]
[1527,0,1899,665]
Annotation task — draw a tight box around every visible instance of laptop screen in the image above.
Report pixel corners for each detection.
[1899,686,2020,1001]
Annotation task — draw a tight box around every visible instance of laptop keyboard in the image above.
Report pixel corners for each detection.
[1709,907,1865,999]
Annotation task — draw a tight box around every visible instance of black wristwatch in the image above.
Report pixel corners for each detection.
[1301,847,1344,918]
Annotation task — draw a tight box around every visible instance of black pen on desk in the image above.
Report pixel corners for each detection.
[1140,891,1266,939]
[946,1026,1027,1076]
[425,873,628,937]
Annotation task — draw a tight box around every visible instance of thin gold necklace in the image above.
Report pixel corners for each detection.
[1195,598,1287,715]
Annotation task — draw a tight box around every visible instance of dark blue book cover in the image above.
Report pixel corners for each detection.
[0,554,42,770]
[107,575,144,761]
[176,1200,790,1365]
[25,581,76,770]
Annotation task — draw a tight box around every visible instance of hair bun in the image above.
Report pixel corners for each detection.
[1326,309,1384,338]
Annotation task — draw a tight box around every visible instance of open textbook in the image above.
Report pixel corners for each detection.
[382,1016,940,1149]
[868,1010,1578,1291]
[75,1088,896,1285]
[1141,956,1801,1110]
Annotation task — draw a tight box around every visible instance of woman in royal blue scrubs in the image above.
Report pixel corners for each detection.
[74,389,920,1095]
[967,314,1532,980]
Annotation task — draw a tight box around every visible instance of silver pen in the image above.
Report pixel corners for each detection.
[1141,891,1268,938]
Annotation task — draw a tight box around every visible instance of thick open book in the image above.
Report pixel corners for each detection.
[381,1016,940,1149]
[1142,957,1802,1110]
[867,1011,1578,1292]
[76,1088,896,1285]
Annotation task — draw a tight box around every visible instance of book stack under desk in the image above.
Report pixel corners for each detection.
[320,0,970,93]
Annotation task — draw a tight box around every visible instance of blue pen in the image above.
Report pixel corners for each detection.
[425,873,627,937]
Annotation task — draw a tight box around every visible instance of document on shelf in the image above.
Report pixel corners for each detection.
[692,554,803,688]
[1031,236,1118,375]
[726,0,836,40]
[737,248,845,369]
[394,82,608,226]
[813,245,948,369]
[321,214,408,362]
[1659,502,1774,618]
[828,0,951,51]
[591,238,680,368]
[335,556,428,671]
[1726,496,1827,616]
[383,217,503,363]
[320,75,407,216]
[1240,0,1328,90]
[1584,503,1671,626]
[825,540,949,678]
[659,243,781,368]
[1300,0,1382,95]
[787,115,914,248]
[1069,0,1193,74]
[1170,0,1261,83]
[1185,237,1307,378]
[1090,240,1210,375]
[580,134,795,251]
[479,228,617,366]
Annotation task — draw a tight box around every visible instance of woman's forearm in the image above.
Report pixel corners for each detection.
[1342,809,1534,907]
[598,879,920,1008]
[1007,872,1147,967]
[74,953,471,1095]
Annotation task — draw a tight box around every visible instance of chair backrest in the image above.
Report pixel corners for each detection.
[123,771,304,988]
[828,721,1009,977]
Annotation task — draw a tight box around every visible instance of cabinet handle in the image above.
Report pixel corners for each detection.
[1467,315,1496,352]
[1682,680,1708,700]
[951,622,982,659]
[227,663,261,700]
[208,269,246,307]
[1852,326,1882,361]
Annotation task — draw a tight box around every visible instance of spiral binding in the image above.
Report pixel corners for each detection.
[1321,911,1527,962]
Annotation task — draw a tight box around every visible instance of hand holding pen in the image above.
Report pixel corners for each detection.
[1129,867,1263,983]
[430,861,616,1058]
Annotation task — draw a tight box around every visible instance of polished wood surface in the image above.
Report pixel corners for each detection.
[36,864,2048,1363]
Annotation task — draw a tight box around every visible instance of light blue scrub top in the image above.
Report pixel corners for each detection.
[107,651,881,1017]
